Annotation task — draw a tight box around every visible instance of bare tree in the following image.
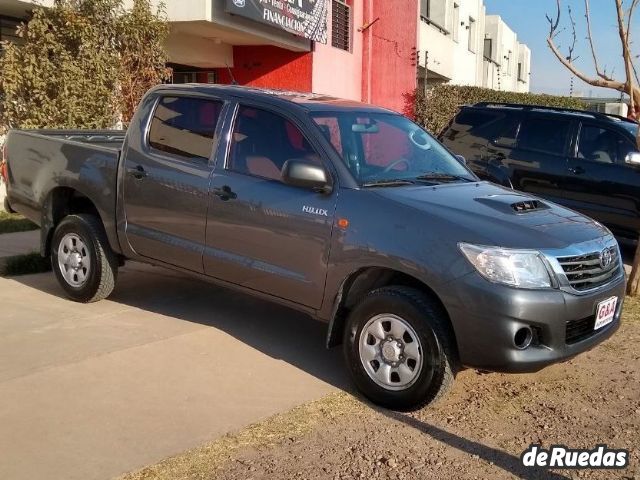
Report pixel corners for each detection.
[547,0,640,296]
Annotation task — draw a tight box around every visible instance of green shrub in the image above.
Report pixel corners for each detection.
[413,84,588,135]
[0,0,170,130]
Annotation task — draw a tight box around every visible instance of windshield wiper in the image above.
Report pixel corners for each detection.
[361,179,416,188]
[414,172,475,183]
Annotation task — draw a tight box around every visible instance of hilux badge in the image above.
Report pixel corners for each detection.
[302,205,328,217]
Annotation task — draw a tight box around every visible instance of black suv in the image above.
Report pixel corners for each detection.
[439,103,640,240]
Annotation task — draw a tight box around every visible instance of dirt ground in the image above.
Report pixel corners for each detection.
[124,297,640,480]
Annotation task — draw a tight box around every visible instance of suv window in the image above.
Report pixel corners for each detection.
[149,96,223,161]
[517,116,570,155]
[577,124,636,165]
[228,106,321,181]
[443,109,504,141]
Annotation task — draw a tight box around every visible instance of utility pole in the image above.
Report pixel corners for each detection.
[569,75,574,97]
[424,51,429,95]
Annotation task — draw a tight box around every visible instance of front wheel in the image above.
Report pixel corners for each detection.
[343,286,457,411]
[51,214,118,303]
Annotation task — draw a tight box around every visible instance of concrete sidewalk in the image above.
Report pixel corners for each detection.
[0,264,344,480]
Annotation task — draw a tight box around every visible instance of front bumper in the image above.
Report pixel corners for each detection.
[446,271,626,373]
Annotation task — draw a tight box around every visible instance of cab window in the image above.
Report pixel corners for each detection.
[227,106,321,181]
[517,116,570,155]
[148,96,223,161]
[577,124,635,165]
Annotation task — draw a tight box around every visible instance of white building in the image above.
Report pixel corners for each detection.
[417,0,530,92]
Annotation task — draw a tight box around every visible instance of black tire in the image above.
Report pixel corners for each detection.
[51,214,118,303]
[343,286,457,411]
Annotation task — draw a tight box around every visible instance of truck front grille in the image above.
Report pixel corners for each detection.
[557,248,620,292]
[565,315,596,344]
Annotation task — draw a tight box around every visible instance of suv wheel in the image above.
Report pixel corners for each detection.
[343,286,457,411]
[51,214,118,303]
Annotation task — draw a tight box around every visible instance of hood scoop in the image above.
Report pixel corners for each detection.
[474,194,550,215]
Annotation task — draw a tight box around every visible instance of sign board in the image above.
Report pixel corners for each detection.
[226,0,328,44]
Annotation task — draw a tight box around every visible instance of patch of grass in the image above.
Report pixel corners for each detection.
[2,253,51,276]
[0,211,38,234]
[119,392,364,480]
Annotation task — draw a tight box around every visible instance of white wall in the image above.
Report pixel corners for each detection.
[483,15,530,93]
[312,0,363,100]
[417,1,530,92]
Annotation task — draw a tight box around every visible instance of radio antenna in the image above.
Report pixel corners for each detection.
[225,62,238,85]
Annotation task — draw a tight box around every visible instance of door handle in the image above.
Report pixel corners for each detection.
[568,166,586,175]
[127,165,147,179]
[212,185,237,201]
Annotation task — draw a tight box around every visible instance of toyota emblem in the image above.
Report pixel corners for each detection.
[599,247,614,269]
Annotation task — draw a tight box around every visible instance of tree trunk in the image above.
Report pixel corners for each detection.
[626,105,640,296]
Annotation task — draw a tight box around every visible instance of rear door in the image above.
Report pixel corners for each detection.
[506,113,572,203]
[439,108,505,177]
[122,94,226,272]
[563,122,640,237]
[203,102,338,309]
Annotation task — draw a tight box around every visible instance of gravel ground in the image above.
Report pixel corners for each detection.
[124,297,640,480]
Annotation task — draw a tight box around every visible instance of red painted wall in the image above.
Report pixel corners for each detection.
[216,45,313,92]
[362,0,418,113]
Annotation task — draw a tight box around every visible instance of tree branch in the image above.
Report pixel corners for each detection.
[547,1,626,91]
[616,0,635,109]
[584,0,613,81]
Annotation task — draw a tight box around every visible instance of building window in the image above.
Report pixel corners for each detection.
[517,62,524,81]
[331,0,351,51]
[420,0,430,19]
[468,17,476,52]
[452,3,460,42]
[483,38,492,59]
[172,72,197,84]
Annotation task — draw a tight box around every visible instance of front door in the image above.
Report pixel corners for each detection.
[564,122,640,237]
[204,104,337,309]
[122,94,225,272]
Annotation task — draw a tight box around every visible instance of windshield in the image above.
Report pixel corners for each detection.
[311,112,477,186]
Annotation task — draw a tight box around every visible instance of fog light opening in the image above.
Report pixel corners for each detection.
[514,327,533,350]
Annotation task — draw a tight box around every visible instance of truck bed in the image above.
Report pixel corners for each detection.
[4,129,124,253]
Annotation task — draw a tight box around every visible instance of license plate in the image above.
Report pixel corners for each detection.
[594,297,618,331]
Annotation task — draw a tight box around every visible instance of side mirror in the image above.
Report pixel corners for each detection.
[282,159,331,193]
[455,154,466,165]
[625,152,640,167]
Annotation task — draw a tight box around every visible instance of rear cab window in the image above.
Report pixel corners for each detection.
[148,96,224,162]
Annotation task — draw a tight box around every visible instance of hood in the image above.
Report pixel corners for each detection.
[372,181,610,250]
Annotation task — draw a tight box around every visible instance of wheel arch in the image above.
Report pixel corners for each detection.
[326,267,458,354]
[41,186,105,257]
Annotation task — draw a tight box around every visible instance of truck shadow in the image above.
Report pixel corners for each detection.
[12,262,569,478]
[383,410,571,480]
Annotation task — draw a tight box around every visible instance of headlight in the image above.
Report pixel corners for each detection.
[459,243,553,288]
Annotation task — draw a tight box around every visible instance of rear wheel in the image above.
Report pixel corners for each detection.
[51,214,117,303]
[343,286,457,411]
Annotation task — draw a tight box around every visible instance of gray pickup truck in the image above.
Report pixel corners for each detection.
[2,85,625,410]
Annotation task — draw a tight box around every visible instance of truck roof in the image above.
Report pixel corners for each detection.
[151,83,394,114]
